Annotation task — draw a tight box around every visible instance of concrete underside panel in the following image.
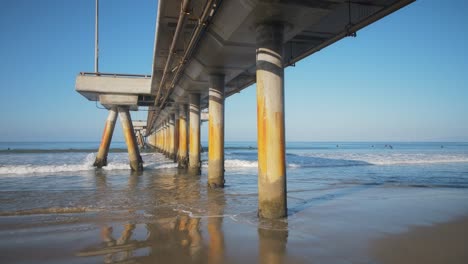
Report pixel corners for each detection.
[147,0,414,131]
[99,94,138,106]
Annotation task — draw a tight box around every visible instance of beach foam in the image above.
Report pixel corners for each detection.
[0,152,177,176]
[298,153,468,166]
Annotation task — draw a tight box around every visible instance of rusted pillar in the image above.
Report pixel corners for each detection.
[118,107,143,171]
[158,128,162,151]
[189,93,201,173]
[136,131,143,148]
[169,114,176,160]
[166,119,170,157]
[157,130,159,149]
[178,104,188,168]
[163,121,167,154]
[173,112,179,162]
[163,120,169,156]
[94,107,117,168]
[157,128,161,150]
[256,22,287,219]
[208,74,225,188]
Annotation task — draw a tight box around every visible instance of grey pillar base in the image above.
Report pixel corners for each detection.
[188,166,201,176]
[93,157,107,168]
[178,156,188,169]
[129,158,143,172]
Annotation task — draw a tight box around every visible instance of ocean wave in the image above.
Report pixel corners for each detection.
[2,151,467,176]
[297,153,468,166]
[0,148,128,154]
[202,159,348,169]
[0,153,177,176]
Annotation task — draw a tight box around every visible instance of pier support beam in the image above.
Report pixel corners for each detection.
[256,23,287,218]
[136,131,144,149]
[94,107,117,168]
[157,129,161,150]
[163,120,168,156]
[169,114,176,161]
[178,104,188,168]
[208,74,225,188]
[189,93,201,174]
[173,112,179,163]
[118,107,143,171]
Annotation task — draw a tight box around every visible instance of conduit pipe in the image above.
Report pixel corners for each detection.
[149,0,221,131]
[153,0,191,108]
[160,0,219,105]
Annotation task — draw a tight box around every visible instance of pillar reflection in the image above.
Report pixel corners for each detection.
[258,221,288,264]
[207,188,226,264]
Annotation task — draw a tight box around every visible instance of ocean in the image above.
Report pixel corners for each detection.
[1,141,468,263]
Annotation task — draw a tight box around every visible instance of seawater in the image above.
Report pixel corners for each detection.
[1,141,468,212]
[1,141,468,263]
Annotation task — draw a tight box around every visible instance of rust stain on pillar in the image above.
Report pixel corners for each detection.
[256,22,287,219]
[169,114,176,160]
[178,104,188,168]
[208,74,225,188]
[173,112,179,162]
[94,107,117,168]
[189,93,201,174]
[119,107,143,171]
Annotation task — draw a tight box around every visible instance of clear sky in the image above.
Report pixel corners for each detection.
[0,0,467,142]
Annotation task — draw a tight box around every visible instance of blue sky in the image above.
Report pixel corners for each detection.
[0,0,467,142]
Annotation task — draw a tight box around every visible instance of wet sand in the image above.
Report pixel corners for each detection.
[1,168,468,263]
[372,215,468,264]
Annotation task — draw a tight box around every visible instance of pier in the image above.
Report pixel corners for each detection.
[76,0,415,218]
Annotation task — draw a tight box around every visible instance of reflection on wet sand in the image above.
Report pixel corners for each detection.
[77,170,229,263]
[207,188,226,264]
[145,215,203,263]
[258,221,288,264]
[99,223,136,263]
[76,169,294,263]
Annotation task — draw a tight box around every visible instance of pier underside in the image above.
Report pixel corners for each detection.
[76,0,414,218]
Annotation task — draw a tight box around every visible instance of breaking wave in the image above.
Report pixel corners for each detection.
[297,153,468,166]
[0,153,177,176]
[1,149,467,176]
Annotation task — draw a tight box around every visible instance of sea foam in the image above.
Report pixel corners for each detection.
[0,152,177,176]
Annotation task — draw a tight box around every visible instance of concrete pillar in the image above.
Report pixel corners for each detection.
[173,112,179,162]
[163,120,168,155]
[189,93,201,173]
[156,131,159,149]
[158,128,162,150]
[208,74,225,188]
[256,23,287,219]
[94,107,117,168]
[118,107,143,171]
[166,119,170,157]
[136,131,143,148]
[157,129,161,150]
[169,114,176,160]
[178,104,188,168]
[162,123,166,153]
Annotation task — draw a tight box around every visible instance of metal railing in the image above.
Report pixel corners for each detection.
[79,72,151,78]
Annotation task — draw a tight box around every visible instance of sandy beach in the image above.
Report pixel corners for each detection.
[372,215,468,264]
